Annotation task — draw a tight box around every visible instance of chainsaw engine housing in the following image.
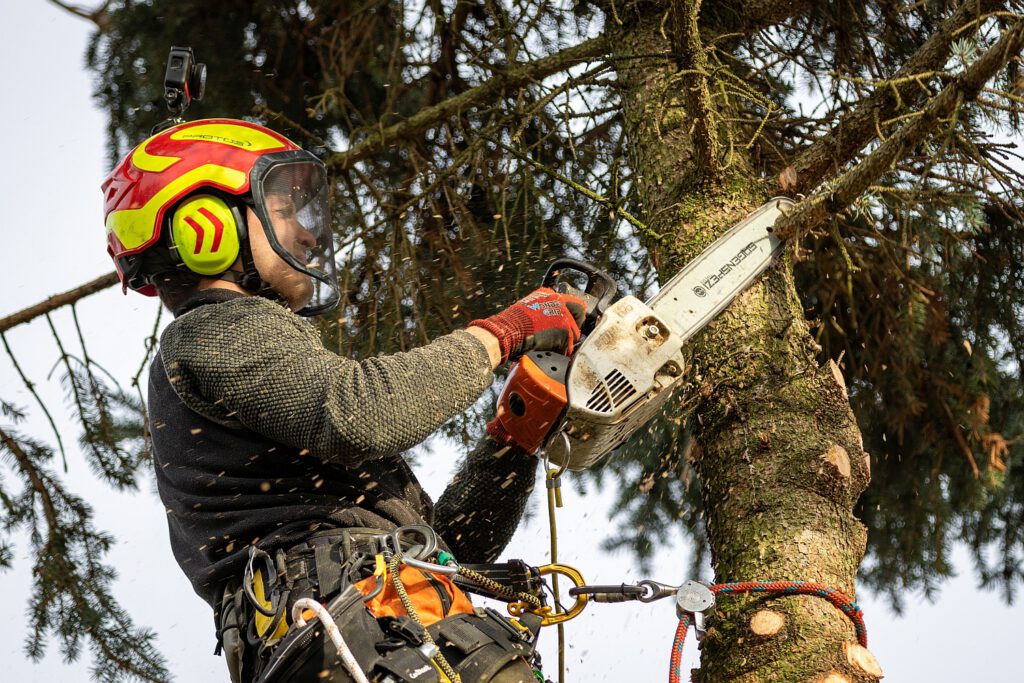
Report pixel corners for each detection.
[545,295,685,470]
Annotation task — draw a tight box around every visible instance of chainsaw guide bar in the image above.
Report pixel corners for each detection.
[545,197,793,471]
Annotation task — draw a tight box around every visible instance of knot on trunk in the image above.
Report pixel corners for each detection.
[821,444,852,480]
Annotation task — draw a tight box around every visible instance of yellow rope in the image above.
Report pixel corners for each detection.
[456,566,543,609]
[387,553,461,683]
[546,467,566,683]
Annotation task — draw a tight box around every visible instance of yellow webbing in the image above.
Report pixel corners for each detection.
[252,569,289,641]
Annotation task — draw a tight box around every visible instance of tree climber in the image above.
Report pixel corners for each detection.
[102,118,585,683]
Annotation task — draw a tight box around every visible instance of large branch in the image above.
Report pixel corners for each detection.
[0,272,119,334]
[791,0,1006,191]
[778,18,1024,240]
[326,36,609,171]
[673,0,722,181]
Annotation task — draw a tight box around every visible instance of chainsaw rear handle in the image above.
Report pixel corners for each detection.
[542,258,618,334]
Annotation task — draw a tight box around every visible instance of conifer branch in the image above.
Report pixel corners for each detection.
[326,36,609,171]
[482,134,655,238]
[0,426,167,681]
[0,272,120,335]
[778,18,1024,240]
[1,333,67,471]
[791,0,1006,191]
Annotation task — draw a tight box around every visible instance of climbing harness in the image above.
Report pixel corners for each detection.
[240,525,552,683]
[290,597,370,683]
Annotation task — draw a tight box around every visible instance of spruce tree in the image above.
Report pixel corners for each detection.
[3,0,1022,679]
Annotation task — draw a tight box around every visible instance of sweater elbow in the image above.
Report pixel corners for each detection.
[314,403,414,467]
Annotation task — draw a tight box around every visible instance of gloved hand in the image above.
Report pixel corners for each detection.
[470,287,586,364]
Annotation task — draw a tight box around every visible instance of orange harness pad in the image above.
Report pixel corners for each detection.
[355,565,474,626]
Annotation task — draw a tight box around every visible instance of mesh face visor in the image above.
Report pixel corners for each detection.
[250,151,339,316]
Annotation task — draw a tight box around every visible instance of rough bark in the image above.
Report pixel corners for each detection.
[613,7,878,682]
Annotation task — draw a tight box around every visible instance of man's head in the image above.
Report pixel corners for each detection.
[102,119,339,315]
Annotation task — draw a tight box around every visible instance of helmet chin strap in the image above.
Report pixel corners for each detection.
[215,228,290,305]
[215,206,290,307]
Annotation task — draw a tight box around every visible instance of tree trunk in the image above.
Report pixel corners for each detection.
[612,9,880,682]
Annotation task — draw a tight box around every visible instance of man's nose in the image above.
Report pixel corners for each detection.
[297,225,317,248]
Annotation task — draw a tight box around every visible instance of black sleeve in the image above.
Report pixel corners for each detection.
[433,438,539,563]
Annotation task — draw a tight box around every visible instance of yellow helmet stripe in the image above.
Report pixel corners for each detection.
[132,139,181,173]
[106,164,248,251]
[170,122,288,151]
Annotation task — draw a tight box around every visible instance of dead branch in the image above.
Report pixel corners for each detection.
[735,0,816,34]
[46,0,112,31]
[0,272,120,335]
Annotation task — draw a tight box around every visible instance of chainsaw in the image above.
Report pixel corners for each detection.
[494,197,794,471]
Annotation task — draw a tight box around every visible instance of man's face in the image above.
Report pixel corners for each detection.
[247,197,316,311]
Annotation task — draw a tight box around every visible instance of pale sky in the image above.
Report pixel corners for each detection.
[0,4,1020,682]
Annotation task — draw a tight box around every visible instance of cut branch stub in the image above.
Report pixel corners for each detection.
[844,642,884,678]
[749,609,786,637]
[829,359,847,397]
[822,444,852,479]
[818,674,851,683]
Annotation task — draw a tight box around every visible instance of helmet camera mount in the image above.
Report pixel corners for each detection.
[152,46,207,134]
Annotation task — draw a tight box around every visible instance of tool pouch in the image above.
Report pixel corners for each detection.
[427,611,535,683]
[256,585,439,683]
[216,578,249,683]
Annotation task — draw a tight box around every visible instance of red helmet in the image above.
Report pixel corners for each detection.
[102,118,338,315]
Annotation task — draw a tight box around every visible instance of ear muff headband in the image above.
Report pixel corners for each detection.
[170,194,243,275]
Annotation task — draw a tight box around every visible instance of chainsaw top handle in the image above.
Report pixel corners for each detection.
[542,258,617,334]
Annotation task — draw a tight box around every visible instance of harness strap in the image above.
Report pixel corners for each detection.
[314,543,342,598]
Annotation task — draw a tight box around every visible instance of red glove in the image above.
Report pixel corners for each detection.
[470,287,586,364]
[485,414,515,448]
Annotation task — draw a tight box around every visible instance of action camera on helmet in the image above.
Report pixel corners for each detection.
[164,46,206,115]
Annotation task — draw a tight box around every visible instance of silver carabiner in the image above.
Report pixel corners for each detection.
[637,579,679,603]
[387,524,439,561]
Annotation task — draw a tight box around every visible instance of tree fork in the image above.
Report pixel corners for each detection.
[791,0,1009,193]
[613,7,878,681]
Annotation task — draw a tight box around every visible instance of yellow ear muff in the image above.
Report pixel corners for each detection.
[170,194,242,275]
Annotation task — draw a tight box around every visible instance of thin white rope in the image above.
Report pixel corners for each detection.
[291,598,371,683]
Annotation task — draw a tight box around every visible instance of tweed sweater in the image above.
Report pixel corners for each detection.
[149,290,537,607]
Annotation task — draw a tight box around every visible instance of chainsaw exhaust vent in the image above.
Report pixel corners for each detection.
[586,369,638,413]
